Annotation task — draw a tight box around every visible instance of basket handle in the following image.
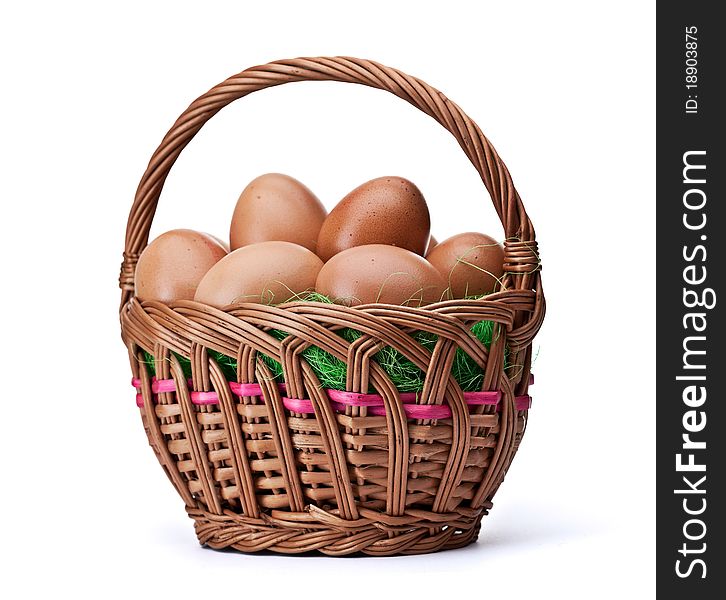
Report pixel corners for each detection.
[120,56,538,308]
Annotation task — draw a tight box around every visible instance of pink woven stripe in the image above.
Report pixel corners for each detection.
[132,376,533,415]
[281,397,455,419]
[463,391,501,405]
[397,404,452,419]
[326,388,393,406]
[135,390,524,413]
[515,395,532,411]
[230,381,265,397]
[152,378,177,393]
[191,391,220,405]
[281,397,312,413]
[326,388,501,406]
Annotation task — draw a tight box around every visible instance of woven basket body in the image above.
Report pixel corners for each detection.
[119,57,544,556]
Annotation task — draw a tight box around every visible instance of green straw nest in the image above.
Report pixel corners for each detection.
[140,294,507,393]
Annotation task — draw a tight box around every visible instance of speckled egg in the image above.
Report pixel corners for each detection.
[316,176,430,261]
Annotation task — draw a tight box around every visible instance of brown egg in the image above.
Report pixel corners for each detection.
[194,241,323,307]
[316,176,430,262]
[316,244,448,307]
[134,229,228,302]
[230,173,327,252]
[426,232,505,298]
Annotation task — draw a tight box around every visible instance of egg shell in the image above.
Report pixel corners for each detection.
[426,232,505,298]
[316,244,448,307]
[134,229,228,303]
[316,176,431,262]
[230,173,327,252]
[194,241,323,307]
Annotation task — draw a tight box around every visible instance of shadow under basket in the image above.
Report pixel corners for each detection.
[119,56,545,556]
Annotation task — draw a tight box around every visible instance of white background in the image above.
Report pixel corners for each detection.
[0,1,655,598]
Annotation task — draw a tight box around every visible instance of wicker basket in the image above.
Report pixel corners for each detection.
[119,56,544,556]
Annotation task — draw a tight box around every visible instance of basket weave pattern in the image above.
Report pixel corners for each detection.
[119,57,544,555]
